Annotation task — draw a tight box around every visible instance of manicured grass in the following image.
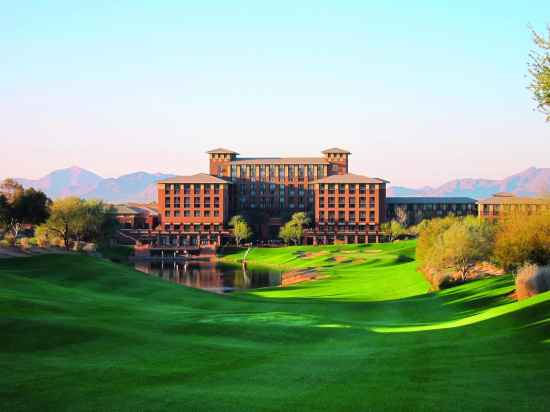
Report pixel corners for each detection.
[1,241,550,411]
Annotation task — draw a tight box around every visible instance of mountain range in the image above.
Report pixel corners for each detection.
[12,166,550,203]
[388,167,550,198]
[16,167,175,203]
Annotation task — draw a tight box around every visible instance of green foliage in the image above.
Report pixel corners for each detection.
[41,197,115,250]
[417,216,495,283]
[381,220,407,241]
[494,211,550,271]
[528,25,550,121]
[229,215,252,246]
[0,183,50,238]
[279,212,311,245]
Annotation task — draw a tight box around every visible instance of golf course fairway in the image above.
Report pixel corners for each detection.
[1,240,550,411]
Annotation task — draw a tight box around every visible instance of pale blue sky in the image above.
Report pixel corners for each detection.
[1,1,548,187]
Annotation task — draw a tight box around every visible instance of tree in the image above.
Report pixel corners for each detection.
[437,217,495,281]
[394,205,409,226]
[0,178,23,202]
[40,197,114,250]
[0,187,50,238]
[381,220,406,241]
[279,212,310,245]
[229,215,252,247]
[0,194,8,229]
[528,25,550,121]
[494,211,550,271]
[41,197,86,249]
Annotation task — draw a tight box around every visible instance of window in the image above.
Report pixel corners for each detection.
[194,224,200,232]
[317,165,324,178]
[164,224,171,231]
[359,184,366,194]
[339,185,345,194]
[338,197,345,208]
[214,210,219,217]
[184,210,190,217]
[204,210,211,217]
[164,210,170,217]
[183,224,190,232]
[349,185,356,194]
[174,210,180,217]
[194,210,201,217]
[338,211,345,221]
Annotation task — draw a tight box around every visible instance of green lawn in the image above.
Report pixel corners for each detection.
[1,241,550,411]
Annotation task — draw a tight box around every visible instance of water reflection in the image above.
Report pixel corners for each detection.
[134,260,282,293]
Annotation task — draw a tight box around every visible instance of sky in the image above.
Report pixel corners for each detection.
[1,1,549,188]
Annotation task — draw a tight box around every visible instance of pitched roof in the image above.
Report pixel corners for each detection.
[387,197,477,205]
[156,173,232,184]
[107,204,141,215]
[478,194,550,205]
[321,147,351,154]
[232,157,329,165]
[206,148,239,154]
[313,173,389,184]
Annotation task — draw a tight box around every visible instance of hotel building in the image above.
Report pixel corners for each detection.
[155,148,388,246]
[478,192,550,221]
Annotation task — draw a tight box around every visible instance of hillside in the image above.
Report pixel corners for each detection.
[389,167,550,199]
[15,167,175,202]
[13,166,550,202]
[1,243,550,411]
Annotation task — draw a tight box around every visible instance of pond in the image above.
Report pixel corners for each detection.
[134,260,282,293]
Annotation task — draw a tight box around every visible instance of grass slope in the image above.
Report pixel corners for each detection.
[1,241,550,411]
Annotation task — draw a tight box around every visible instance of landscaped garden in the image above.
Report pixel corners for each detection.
[1,241,550,411]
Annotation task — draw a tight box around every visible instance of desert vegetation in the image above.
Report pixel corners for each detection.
[416,212,550,298]
[0,178,118,253]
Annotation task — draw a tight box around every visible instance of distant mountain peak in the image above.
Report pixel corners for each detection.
[16,167,175,202]
[389,167,550,199]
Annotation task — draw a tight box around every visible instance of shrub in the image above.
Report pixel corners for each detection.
[494,211,550,271]
[516,264,550,300]
[417,216,495,283]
